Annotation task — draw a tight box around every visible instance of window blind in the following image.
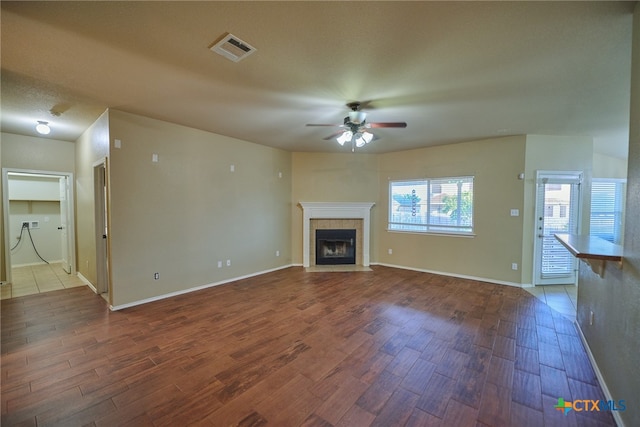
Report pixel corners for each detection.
[590,180,625,244]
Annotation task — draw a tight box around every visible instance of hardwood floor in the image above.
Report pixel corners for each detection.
[1,266,615,426]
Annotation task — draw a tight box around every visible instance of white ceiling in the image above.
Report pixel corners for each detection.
[0,1,634,158]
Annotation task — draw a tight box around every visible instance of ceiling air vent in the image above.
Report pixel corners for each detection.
[210,33,256,62]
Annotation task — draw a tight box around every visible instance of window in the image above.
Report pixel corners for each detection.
[544,205,554,217]
[389,176,474,234]
[559,205,567,218]
[590,179,625,244]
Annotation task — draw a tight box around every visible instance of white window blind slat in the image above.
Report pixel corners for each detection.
[590,180,625,244]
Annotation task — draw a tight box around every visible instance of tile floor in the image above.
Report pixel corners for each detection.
[0,262,86,300]
[524,283,578,321]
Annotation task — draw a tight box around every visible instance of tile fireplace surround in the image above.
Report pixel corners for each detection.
[299,202,375,268]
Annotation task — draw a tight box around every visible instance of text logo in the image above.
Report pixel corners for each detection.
[554,398,626,416]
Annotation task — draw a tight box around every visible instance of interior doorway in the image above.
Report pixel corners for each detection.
[93,160,110,297]
[533,171,582,286]
[2,168,76,286]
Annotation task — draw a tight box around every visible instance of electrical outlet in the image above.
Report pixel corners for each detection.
[388,248,393,255]
[154,272,160,280]
[22,221,29,228]
[226,259,231,267]
[276,250,280,257]
[511,263,518,271]
[217,261,222,268]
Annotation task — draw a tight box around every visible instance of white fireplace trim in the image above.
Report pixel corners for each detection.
[299,202,375,267]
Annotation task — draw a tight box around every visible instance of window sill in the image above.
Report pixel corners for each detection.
[387,229,476,238]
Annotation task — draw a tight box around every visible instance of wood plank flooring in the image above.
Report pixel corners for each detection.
[1,266,615,426]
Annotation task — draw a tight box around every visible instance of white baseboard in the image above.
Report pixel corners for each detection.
[76,271,98,294]
[12,260,63,268]
[107,262,524,310]
[374,262,524,288]
[110,264,295,311]
[575,322,626,427]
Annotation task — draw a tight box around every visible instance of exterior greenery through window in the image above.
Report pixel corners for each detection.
[389,176,474,234]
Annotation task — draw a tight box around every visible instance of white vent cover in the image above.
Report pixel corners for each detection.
[210,33,256,62]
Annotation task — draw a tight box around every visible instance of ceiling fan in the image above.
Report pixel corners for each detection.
[306,102,407,151]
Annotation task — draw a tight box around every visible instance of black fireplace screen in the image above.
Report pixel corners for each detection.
[315,229,356,265]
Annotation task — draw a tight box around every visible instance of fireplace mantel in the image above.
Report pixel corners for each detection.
[299,202,375,267]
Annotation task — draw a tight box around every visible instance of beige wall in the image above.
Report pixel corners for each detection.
[1,132,77,282]
[291,135,594,286]
[74,110,110,288]
[291,152,379,265]
[107,110,291,307]
[593,152,628,179]
[577,4,640,426]
[376,136,527,284]
[1,132,76,172]
[522,134,594,285]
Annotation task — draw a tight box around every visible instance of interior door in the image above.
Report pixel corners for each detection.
[59,176,71,274]
[533,172,582,285]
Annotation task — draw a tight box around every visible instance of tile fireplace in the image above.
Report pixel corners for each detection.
[299,202,375,267]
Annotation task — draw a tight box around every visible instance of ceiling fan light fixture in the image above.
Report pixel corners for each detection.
[336,131,352,145]
[353,131,374,148]
[35,121,50,135]
[308,101,405,150]
[348,111,367,124]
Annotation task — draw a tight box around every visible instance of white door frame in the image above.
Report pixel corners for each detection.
[93,159,111,296]
[59,176,71,274]
[2,168,76,284]
[532,170,583,286]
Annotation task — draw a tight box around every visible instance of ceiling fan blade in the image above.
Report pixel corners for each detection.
[323,130,346,140]
[368,122,407,128]
[306,123,341,127]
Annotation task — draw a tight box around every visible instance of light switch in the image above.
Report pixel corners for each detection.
[114,139,122,149]
[230,164,235,172]
[510,209,519,217]
[152,153,159,163]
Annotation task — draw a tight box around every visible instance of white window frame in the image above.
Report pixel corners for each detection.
[388,176,474,236]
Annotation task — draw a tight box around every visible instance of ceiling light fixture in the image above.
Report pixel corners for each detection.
[336,130,373,150]
[35,121,51,135]
[336,131,353,146]
[307,101,406,152]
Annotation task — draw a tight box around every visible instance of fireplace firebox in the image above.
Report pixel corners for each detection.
[315,229,356,265]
